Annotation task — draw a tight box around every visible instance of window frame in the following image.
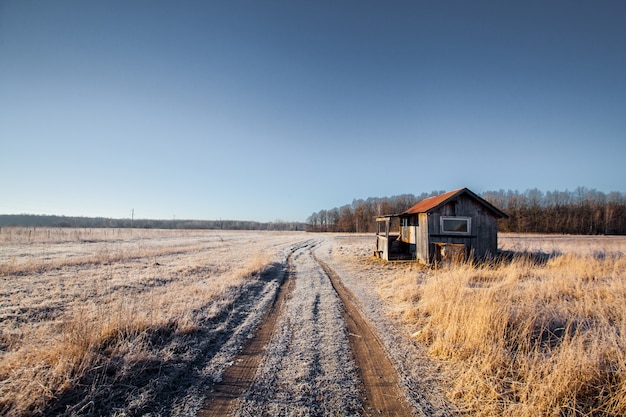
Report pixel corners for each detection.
[440,216,472,235]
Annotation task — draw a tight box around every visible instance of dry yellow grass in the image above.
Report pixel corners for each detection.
[381,236,626,416]
[4,229,625,416]
[0,227,300,416]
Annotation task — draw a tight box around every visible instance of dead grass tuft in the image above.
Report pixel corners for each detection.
[237,252,272,278]
[0,301,161,415]
[384,248,626,416]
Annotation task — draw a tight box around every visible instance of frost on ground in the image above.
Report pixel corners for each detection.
[234,242,361,417]
[0,229,309,416]
[316,235,454,417]
[1,229,454,416]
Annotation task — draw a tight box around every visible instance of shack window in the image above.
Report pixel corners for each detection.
[402,216,418,227]
[440,216,471,234]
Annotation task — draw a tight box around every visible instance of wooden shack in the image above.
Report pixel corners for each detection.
[375,188,508,263]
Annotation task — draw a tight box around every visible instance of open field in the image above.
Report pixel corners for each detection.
[0,228,310,416]
[1,228,625,416]
[330,233,626,416]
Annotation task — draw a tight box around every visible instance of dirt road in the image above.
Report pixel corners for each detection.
[200,240,414,416]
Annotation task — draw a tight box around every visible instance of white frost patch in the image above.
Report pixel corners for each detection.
[234,242,361,417]
[315,236,453,417]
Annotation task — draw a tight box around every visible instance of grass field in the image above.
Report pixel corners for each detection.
[372,233,626,416]
[1,228,625,416]
[0,228,305,416]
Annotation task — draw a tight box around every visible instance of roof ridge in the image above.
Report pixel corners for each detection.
[400,188,507,218]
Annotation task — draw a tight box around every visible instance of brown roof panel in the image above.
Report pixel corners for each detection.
[401,188,508,218]
[402,189,465,215]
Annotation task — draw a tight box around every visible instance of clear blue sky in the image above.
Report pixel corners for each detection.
[1,1,625,222]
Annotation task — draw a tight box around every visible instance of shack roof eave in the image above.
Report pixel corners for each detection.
[401,188,509,219]
[375,214,400,221]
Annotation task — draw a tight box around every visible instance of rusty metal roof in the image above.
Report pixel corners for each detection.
[401,188,508,218]
[402,189,464,214]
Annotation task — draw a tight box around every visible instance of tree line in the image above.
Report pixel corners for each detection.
[0,214,306,231]
[306,187,626,235]
[307,191,446,233]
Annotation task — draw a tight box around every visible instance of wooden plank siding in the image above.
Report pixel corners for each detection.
[416,213,429,263]
[425,195,499,261]
[392,188,508,264]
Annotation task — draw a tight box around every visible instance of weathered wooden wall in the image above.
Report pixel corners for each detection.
[425,195,499,261]
[399,194,500,263]
[415,213,429,263]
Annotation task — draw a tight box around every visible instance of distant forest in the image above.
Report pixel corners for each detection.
[3,187,625,235]
[307,188,626,235]
[0,215,305,231]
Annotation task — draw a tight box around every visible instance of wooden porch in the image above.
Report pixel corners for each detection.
[374,216,413,261]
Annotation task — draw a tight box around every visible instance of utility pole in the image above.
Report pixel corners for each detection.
[131,208,134,228]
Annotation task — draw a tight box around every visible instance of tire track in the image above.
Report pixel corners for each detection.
[199,241,414,416]
[315,255,415,416]
[234,242,360,416]
[198,241,308,416]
